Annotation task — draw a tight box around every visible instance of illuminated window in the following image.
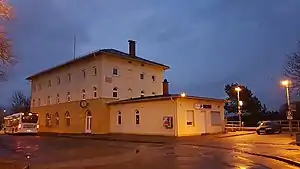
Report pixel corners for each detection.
[65,111,70,126]
[67,92,71,102]
[46,113,51,127]
[55,112,59,126]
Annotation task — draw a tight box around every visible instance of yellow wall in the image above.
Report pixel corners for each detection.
[176,98,225,136]
[109,100,176,136]
[31,98,113,134]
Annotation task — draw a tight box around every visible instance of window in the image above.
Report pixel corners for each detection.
[67,92,71,102]
[93,86,97,98]
[82,89,86,100]
[38,84,42,91]
[186,110,194,126]
[117,111,122,125]
[141,90,145,97]
[152,76,156,82]
[47,96,51,105]
[113,87,118,98]
[38,98,41,106]
[93,66,97,76]
[48,80,51,87]
[140,73,144,79]
[82,69,86,78]
[67,73,71,82]
[65,111,70,126]
[32,99,35,107]
[113,68,119,76]
[46,113,51,127]
[211,111,221,126]
[57,76,60,85]
[56,94,60,104]
[55,112,59,126]
[135,110,140,125]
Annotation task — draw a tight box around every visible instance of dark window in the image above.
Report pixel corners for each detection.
[93,87,97,98]
[93,66,97,76]
[45,113,51,127]
[152,76,155,82]
[135,111,140,125]
[113,87,118,98]
[57,76,60,84]
[68,73,71,82]
[113,68,119,76]
[82,69,86,78]
[140,73,144,79]
[117,112,121,125]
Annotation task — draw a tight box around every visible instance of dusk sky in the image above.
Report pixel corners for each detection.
[1,0,300,110]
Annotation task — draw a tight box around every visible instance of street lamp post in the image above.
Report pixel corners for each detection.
[235,87,242,129]
[281,80,292,136]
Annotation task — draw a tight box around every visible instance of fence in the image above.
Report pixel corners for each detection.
[225,120,300,131]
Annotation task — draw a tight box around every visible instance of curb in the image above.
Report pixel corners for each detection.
[181,143,300,167]
[217,132,255,138]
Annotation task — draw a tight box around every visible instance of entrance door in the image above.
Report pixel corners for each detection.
[85,110,92,133]
[197,111,206,134]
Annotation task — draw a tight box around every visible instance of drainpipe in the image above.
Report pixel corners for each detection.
[170,97,178,136]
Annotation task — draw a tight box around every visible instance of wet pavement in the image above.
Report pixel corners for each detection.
[0,134,299,169]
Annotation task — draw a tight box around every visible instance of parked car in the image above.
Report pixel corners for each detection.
[256,121,282,135]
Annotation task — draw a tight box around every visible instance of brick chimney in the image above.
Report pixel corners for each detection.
[163,79,169,95]
[128,40,136,57]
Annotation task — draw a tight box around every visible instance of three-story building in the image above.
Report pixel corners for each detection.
[27,40,169,134]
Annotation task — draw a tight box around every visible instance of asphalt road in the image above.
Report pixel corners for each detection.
[0,134,299,169]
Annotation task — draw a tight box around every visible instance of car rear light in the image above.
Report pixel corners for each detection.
[18,124,22,129]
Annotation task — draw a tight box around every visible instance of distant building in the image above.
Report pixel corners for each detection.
[26,40,225,136]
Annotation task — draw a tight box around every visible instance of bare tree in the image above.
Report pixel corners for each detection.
[284,42,300,95]
[11,91,30,113]
[0,0,13,80]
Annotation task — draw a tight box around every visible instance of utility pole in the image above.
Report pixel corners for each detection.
[281,80,293,136]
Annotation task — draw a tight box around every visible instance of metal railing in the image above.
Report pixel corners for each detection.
[225,120,300,131]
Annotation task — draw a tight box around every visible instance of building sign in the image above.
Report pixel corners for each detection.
[163,116,173,129]
[194,103,212,110]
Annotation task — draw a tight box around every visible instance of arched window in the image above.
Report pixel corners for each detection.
[128,88,132,98]
[65,111,71,126]
[112,87,118,98]
[67,92,71,102]
[55,112,59,126]
[38,98,41,106]
[135,110,140,125]
[86,110,92,117]
[93,86,97,98]
[140,90,145,98]
[82,89,86,100]
[117,111,122,125]
[46,113,51,127]
[82,69,86,78]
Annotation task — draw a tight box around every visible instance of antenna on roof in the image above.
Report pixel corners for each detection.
[73,35,76,60]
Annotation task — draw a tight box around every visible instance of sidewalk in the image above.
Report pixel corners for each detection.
[39,131,255,144]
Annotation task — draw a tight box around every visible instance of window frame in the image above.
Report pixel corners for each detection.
[211,111,222,126]
[112,87,118,98]
[135,110,140,125]
[93,66,97,76]
[140,73,144,80]
[117,111,122,125]
[67,92,71,102]
[186,110,195,126]
[112,68,119,76]
[65,111,71,127]
[93,86,97,98]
